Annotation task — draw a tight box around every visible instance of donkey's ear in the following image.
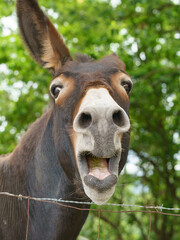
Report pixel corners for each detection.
[16,0,72,76]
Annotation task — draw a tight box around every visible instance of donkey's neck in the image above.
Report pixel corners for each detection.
[0,108,89,240]
[27,110,75,199]
[11,108,83,200]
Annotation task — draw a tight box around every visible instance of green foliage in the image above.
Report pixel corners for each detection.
[0,0,180,239]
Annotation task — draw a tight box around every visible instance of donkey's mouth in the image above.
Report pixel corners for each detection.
[78,152,119,192]
[86,155,110,180]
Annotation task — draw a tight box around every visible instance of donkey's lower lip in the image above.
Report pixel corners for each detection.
[84,174,118,193]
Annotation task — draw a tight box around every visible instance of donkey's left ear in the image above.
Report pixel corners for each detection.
[16,0,72,76]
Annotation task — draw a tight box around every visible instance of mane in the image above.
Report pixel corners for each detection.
[75,53,94,63]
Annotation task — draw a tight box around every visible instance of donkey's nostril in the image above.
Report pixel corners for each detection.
[78,112,92,129]
[112,110,124,127]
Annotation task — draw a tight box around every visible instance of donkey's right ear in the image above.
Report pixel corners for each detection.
[16,0,72,76]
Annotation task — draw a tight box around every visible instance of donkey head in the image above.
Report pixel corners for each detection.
[17,0,133,205]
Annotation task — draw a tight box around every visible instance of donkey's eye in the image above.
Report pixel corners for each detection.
[51,85,63,98]
[121,81,132,94]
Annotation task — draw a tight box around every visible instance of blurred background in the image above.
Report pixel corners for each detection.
[0,0,180,239]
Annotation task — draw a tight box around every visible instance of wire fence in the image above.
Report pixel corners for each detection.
[1,191,180,240]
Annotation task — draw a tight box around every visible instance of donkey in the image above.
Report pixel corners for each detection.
[0,0,133,239]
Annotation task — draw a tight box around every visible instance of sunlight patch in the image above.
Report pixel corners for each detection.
[1,14,17,36]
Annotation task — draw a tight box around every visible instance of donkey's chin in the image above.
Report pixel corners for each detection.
[78,152,120,205]
[83,182,116,205]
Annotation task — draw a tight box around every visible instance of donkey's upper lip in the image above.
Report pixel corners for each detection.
[81,151,116,159]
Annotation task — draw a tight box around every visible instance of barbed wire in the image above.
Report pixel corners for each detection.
[1,191,180,240]
[0,191,180,212]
